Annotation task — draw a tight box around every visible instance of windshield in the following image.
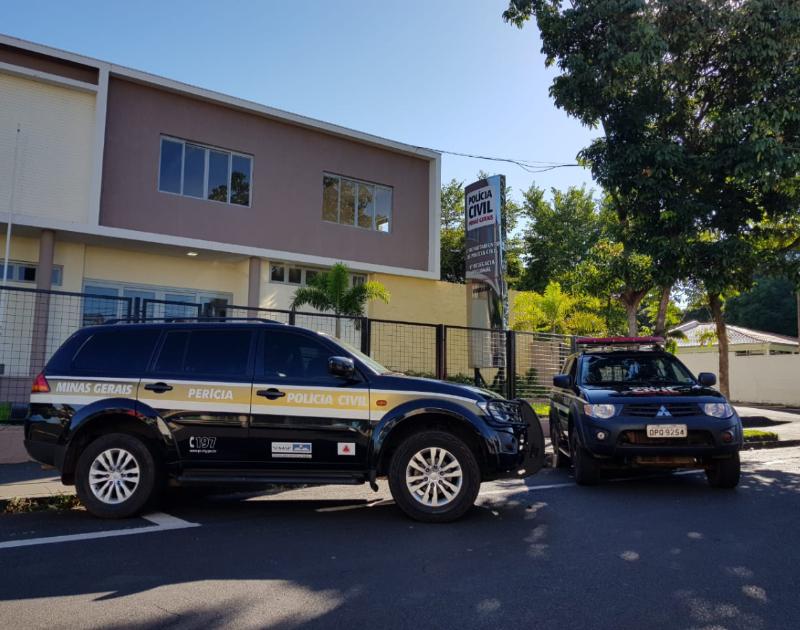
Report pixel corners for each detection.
[579,354,696,387]
[323,335,392,375]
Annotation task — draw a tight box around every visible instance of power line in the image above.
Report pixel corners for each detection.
[418,146,583,173]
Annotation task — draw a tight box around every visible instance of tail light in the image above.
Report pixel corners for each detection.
[32,372,50,393]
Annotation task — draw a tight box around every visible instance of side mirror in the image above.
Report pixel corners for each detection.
[553,374,573,389]
[698,372,717,387]
[329,356,355,379]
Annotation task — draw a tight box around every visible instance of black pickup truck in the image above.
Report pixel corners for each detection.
[550,337,742,487]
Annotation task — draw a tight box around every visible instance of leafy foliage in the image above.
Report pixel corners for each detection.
[291,263,389,337]
[504,0,800,395]
[519,184,602,292]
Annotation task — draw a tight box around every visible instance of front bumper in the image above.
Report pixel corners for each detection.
[577,413,743,459]
[492,401,545,478]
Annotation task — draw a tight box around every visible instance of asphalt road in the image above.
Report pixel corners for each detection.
[2,447,800,630]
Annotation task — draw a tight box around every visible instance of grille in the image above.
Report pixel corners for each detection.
[618,430,713,447]
[623,403,700,418]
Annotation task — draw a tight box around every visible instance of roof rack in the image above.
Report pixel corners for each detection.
[576,336,665,350]
[102,317,287,325]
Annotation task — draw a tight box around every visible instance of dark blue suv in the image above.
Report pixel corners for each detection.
[549,337,742,487]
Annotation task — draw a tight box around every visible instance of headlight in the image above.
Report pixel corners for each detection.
[703,402,734,418]
[583,404,618,419]
[479,401,523,424]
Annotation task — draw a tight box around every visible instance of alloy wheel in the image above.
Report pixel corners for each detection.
[405,447,463,507]
[88,447,141,504]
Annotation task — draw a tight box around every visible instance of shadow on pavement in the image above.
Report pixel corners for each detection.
[2,465,800,629]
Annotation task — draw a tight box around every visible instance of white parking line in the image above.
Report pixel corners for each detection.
[0,512,199,550]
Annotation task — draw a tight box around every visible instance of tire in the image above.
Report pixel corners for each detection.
[75,433,160,519]
[388,430,481,523]
[570,431,601,486]
[550,420,569,469]
[706,453,741,489]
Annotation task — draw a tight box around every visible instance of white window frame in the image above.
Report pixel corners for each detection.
[158,136,253,207]
[82,279,233,318]
[0,260,63,287]
[322,172,392,233]
[266,263,366,287]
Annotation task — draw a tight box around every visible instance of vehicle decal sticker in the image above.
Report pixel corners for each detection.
[271,442,312,459]
[337,442,356,456]
[188,436,217,454]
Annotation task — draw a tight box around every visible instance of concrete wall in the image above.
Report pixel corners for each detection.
[0,72,95,225]
[678,351,800,406]
[100,78,432,273]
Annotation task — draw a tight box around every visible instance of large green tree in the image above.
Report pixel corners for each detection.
[519,184,601,292]
[505,0,800,395]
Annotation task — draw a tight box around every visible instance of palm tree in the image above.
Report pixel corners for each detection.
[290,263,390,338]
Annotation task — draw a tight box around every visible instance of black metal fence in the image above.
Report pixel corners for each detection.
[0,286,574,418]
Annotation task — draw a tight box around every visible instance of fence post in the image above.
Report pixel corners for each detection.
[506,330,517,400]
[435,324,447,380]
[360,317,371,355]
[288,310,296,326]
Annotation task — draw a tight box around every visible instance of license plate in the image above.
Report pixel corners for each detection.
[646,424,688,438]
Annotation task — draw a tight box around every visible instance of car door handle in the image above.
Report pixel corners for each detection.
[257,388,286,400]
[144,382,173,394]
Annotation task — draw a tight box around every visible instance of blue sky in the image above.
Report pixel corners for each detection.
[3,0,598,206]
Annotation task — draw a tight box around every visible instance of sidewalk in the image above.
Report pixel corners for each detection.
[735,405,800,444]
[0,462,68,501]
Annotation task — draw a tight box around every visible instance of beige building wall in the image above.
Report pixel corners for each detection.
[678,351,800,406]
[82,246,250,304]
[0,72,95,225]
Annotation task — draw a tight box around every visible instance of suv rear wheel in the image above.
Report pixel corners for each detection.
[706,453,740,489]
[570,431,601,485]
[76,433,160,519]
[388,430,480,523]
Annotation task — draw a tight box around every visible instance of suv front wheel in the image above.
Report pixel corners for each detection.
[570,431,601,485]
[706,453,740,489]
[388,430,481,523]
[76,433,160,519]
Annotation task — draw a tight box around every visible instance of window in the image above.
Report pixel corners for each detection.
[0,260,63,287]
[158,136,252,206]
[154,329,252,377]
[287,267,302,284]
[72,329,160,375]
[154,331,189,374]
[270,265,285,282]
[82,281,232,323]
[321,173,392,232]
[183,330,252,377]
[267,264,364,288]
[261,331,337,382]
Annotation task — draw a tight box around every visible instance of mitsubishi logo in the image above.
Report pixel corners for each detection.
[656,405,672,417]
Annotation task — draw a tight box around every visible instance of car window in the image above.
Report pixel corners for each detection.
[579,354,695,386]
[71,329,160,375]
[260,331,338,383]
[153,329,253,379]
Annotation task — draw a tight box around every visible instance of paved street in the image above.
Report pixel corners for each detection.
[1,446,799,630]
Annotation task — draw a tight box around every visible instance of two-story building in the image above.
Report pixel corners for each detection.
[0,34,442,327]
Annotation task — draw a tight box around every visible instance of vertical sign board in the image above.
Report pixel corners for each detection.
[465,175,508,368]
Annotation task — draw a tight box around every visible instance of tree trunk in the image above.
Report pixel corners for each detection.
[654,285,671,338]
[621,288,648,336]
[708,293,730,398]
[335,314,342,339]
[625,303,638,336]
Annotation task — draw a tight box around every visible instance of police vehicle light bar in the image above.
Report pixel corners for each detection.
[576,336,665,346]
